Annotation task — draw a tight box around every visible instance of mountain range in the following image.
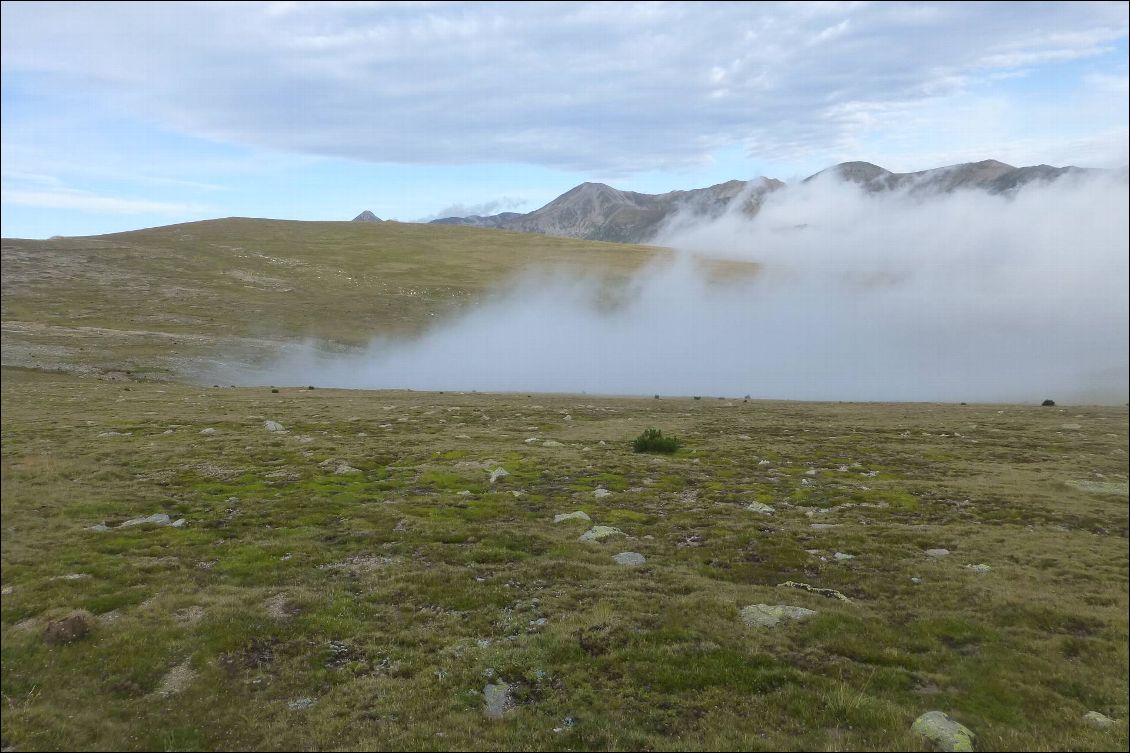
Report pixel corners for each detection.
[359,159,1114,244]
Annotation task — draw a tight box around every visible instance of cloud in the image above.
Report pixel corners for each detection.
[0,187,209,214]
[221,172,1129,404]
[2,2,1126,174]
[417,196,528,222]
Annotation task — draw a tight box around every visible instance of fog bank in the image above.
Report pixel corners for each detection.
[222,172,1129,403]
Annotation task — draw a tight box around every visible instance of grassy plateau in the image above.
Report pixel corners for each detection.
[1,220,1127,751]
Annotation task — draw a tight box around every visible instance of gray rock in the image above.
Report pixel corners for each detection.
[334,464,362,475]
[200,428,217,435]
[833,552,855,561]
[741,604,817,628]
[542,440,564,447]
[925,548,951,558]
[746,502,774,514]
[964,563,991,573]
[612,551,646,566]
[288,697,316,711]
[264,420,285,432]
[579,526,625,543]
[554,511,591,524]
[483,683,512,719]
[120,513,173,528]
[44,610,93,645]
[1083,710,1117,729]
[489,467,510,484]
[910,710,975,752]
[593,487,612,498]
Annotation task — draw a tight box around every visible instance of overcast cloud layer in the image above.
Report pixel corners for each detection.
[231,173,1129,403]
[3,1,1127,175]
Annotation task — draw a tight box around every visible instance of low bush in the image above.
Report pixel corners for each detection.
[633,428,680,454]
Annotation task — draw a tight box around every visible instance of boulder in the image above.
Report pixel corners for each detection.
[910,710,975,752]
[741,604,816,628]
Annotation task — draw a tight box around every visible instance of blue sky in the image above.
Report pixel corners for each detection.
[2,1,1127,239]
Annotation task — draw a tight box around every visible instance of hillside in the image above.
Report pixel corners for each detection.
[0,219,668,381]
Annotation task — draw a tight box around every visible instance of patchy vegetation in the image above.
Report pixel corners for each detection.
[2,368,1127,750]
[632,428,680,454]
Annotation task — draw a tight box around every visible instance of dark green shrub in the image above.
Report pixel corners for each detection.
[633,428,680,454]
[1041,399,1055,407]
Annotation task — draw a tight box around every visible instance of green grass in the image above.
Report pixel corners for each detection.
[1,367,1127,751]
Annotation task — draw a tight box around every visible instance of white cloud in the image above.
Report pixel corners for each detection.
[2,2,1125,174]
[0,187,208,214]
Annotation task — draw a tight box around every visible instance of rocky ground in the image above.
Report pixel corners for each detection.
[1,367,1127,750]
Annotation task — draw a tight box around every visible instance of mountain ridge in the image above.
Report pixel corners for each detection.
[426,159,1118,243]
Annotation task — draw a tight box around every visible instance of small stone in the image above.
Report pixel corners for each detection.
[524,437,540,444]
[554,511,591,523]
[483,683,512,719]
[746,502,774,514]
[740,604,816,628]
[579,526,625,543]
[288,697,315,711]
[925,548,951,558]
[44,610,93,645]
[263,420,285,432]
[200,428,216,435]
[911,577,922,584]
[1083,710,1117,729]
[593,487,612,499]
[334,464,362,475]
[457,490,473,497]
[612,552,646,566]
[964,563,991,573]
[833,552,855,561]
[489,467,510,484]
[542,440,564,447]
[119,513,173,528]
[911,710,975,752]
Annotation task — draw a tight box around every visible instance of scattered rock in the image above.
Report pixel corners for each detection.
[50,573,92,581]
[1083,710,1117,729]
[833,552,855,561]
[263,420,286,432]
[964,564,991,574]
[318,555,396,574]
[483,683,512,719]
[91,513,186,531]
[554,511,591,524]
[740,604,817,628]
[200,428,217,435]
[579,526,625,543]
[288,697,316,711]
[810,523,840,530]
[44,610,93,645]
[542,440,564,447]
[925,548,951,558]
[157,659,197,696]
[612,552,646,566]
[524,437,540,444]
[746,502,774,514]
[334,464,362,475]
[1060,423,1082,430]
[489,467,510,484]
[910,710,975,752]
[777,580,851,602]
[593,487,612,499]
[97,431,132,437]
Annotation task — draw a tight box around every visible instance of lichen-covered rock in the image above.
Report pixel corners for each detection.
[554,511,591,524]
[579,526,624,543]
[483,683,512,718]
[740,604,816,628]
[489,467,509,484]
[593,487,612,498]
[925,548,951,558]
[911,710,975,752]
[746,502,775,514]
[1083,710,1117,729]
[264,420,286,432]
[612,551,646,566]
[964,563,991,574]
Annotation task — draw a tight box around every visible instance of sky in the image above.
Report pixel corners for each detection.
[2,1,1128,239]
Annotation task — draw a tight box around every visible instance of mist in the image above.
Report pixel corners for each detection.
[223,172,1129,403]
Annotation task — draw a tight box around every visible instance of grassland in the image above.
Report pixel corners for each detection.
[2,368,1127,751]
[1,219,1127,751]
[1,219,669,380]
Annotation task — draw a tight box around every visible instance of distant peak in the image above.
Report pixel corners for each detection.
[352,210,382,222]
